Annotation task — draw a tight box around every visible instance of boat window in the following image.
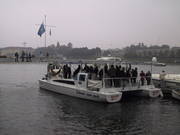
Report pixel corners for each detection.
[79,74,86,81]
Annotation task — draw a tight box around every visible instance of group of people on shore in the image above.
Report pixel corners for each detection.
[14,51,32,62]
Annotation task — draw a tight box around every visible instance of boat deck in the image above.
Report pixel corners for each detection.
[53,79,75,85]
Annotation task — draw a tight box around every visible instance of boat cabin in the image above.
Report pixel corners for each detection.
[75,73,88,88]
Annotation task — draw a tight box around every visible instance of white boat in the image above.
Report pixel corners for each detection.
[96,57,121,63]
[144,62,166,66]
[152,74,180,81]
[172,89,180,100]
[39,73,122,103]
[153,62,166,66]
[152,74,180,94]
[39,61,162,103]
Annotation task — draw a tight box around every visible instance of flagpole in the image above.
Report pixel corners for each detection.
[36,15,56,48]
[44,15,46,48]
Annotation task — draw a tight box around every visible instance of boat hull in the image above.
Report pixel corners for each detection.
[137,85,162,97]
[139,87,162,98]
[172,90,180,100]
[117,85,162,98]
[39,79,122,103]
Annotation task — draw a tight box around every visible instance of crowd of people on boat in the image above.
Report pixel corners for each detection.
[14,51,32,62]
[60,63,152,87]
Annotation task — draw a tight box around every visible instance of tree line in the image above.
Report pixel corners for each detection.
[123,43,180,62]
[34,42,101,59]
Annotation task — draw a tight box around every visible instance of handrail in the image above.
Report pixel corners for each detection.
[102,76,151,80]
[102,76,153,88]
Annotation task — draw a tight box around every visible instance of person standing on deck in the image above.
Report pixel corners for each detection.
[146,71,151,85]
[67,65,71,79]
[103,64,109,87]
[63,64,68,79]
[121,67,126,88]
[73,65,81,79]
[132,67,138,83]
[140,70,145,86]
[84,64,90,73]
[108,65,116,87]
[115,65,120,87]
[99,68,103,80]
[159,70,166,88]
[159,70,166,80]
[94,64,99,80]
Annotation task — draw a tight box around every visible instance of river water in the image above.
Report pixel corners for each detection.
[0,63,180,135]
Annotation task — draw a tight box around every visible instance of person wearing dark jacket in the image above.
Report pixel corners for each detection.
[73,65,81,79]
[132,67,138,83]
[94,65,99,79]
[146,71,151,85]
[108,65,116,87]
[140,70,145,86]
[115,65,120,87]
[67,65,71,79]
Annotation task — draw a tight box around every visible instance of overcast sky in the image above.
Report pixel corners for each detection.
[0,0,180,49]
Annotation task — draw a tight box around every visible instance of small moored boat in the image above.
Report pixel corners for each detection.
[152,74,180,94]
[172,90,180,100]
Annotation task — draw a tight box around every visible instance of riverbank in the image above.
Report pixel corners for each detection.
[1,57,180,66]
[0,57,50,64]
[123,58,180,65]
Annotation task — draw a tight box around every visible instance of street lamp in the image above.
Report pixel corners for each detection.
[151,57,157,74]
[150,57,157,85]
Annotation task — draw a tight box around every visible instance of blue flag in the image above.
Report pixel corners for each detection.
[37,23,45,37]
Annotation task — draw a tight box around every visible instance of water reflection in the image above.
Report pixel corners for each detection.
[39,89,144,134]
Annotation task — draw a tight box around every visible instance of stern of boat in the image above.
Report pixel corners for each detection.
[39,79,49,89]
[142,85,163,98]
[105,92,122,103]
[172,90,180,100]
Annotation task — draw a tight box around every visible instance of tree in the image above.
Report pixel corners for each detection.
[95,47,101,57]
[169,50,175,58]
[148,51,152,58]
[163,50,170,58]
[57,42,60,48]
[67,42,73,48]
[49,44,55,48]
[143,51,147,57]
[161,44,170,49]
[176,49,180,58]
[158,50,164,58]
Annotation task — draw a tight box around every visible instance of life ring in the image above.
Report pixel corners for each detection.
[51,68,62,76]
[47,63,62,76]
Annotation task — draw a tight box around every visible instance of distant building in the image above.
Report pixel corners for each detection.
[171,47,180,53]
[0,47,34,57]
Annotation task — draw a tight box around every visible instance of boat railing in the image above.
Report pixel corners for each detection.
[102,76,153,88]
